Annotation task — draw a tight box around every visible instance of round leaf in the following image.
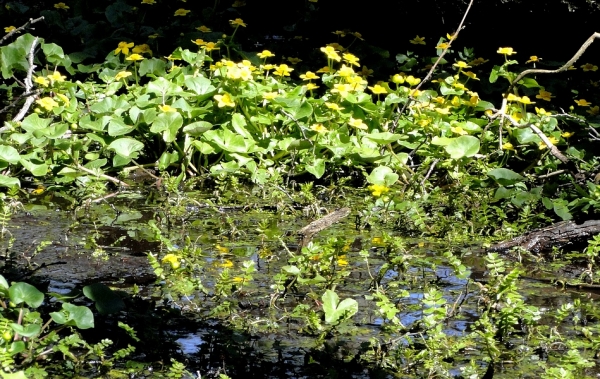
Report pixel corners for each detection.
[445,135,480,159]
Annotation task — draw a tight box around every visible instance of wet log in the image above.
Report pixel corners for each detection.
[487,220,600,254]
[297,208,351,250]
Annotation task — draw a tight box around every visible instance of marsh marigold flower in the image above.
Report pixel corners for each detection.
[287,57,302,64]
[343,53,360,67]
[348,117,367,130]
[159,104,177,113]
[115,41,134,55]
[262,92,278,101]
[114,71,132,81]
[141,0,155,4]
[306,83,319,90]
[368,84,388,95]
[320,46,341,62]
[575,99,592,107]
[469,57,489,66]
[536,90,554,101]
[54,2,69,10]
[203,42,219,52]
[410,35,425,45]
[502,142,515,151]
[497,47,516,55]
[162,254,181,269]
[126,54,144,61]
[368,184,390,197]
[132,44,152,55]
[192,39,206,46]
[310,123,327,133]
[587,106,600,116]
[526,56,540,63]
[214,93,235,107]
[34,76,49,87]
[174,9,190,16]
[4,26,16,33]
[300,71,319,80]
[196,25,211,32]
[48,71,66,83]
[581,63,598,72]
[257,50,274,59]
[273,64,293,77]
[36,97,59,111]
[229,18,246,27]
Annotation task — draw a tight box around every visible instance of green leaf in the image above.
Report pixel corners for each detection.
[19,159,48,176]
[487,168,525,186]
[9,282,43,308]
[184,75,216,100]
[306,158,325,178]
[50,303,94,329]
[364,132,403,144]
[21,113,52,132]
[489,65,500,83]
[367,166,398,186]
[553,199,572,221]
[0,146,20,164]
[108,138,144,158]
[183,121,212,136]
[518,77,541,88]
[138,58,167,77]
[445,135,480,159]
[83,283,125,315]
[231,113,251,139]
[0,175,20,188]
[108,117,134,136]
[0,34,36,78]
[150,112,183,136]
[322,289,358,324]
[10,323,40,338]
[0,370,27,379]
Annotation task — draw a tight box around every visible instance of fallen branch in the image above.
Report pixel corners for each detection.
[297,207,351,251]
[74,164,130,187]
[11,36,40,123]
[0,16,45,45]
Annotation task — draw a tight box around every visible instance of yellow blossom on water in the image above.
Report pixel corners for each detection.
[368,184,390,197]
[359,66,373,77]
[316,66,332,73]
[348,117,367,130]
[518,96,535,105]
[462,71,479,80]
[161,254,182,269]
[203,42,219,52]
[34,76,49,87]
[368,84,388,95]
[405,75,421,86]
[410,35,425,45]
[214,93,235,107]
[536,89,554,101]
[216,245,230,254]
[48,71,66,83]
[561,131,574,138]
[36,97,59,111]
[54,2,70,10]
[114,41,134,55]
[4,26,16,33]
[581,63,598,72]
[257,50,274,59]
[469,57,489,66]
[526,56,540,63]
[325,102,343,111]
[273,64,293,77]
[337,64,355,78]
[436,42,449,49]
[126,53,144,61]
[159,104,177,113]
[587,106,600,116]
[262,92,278,100]
[497,47,516,55]
[141,0,155,4]
[539,136,559,150]
[300,71,319,80]
[218,259,234,268]
[502,142,515,151]
[343,53,360,67]
[575,99,592,107]
[331,83,351,97]
[310,123,327,133]
[192,39,206,46]
[320,46,341,62]
[229,18,247,27]
[391,74,405,84]
[506,93,521,102]
[114,71,132,81]
[453,61,471,69]
[174,8,190,16]
[196,25,211,32]
[287,57,302,64]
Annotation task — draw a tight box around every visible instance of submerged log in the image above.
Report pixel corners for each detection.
[297,207,351,250]
[487,220,600,254]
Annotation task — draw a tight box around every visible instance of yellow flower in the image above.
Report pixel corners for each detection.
[214,93,235,107]
[126,53,144,61]
[306,83,319,90]
[310,123,327,133]
[446,32,456,40]
[581,63,598,72]
[526,56,540,63]
[462,71,479,80]
[300,71,319,80]
[468,95,479,106]
[320,46,341,62]
[538,137,559,150]
[469,57,489,66]
[337,64,355,78]
[216,245,230,254]
[337,256,349,266]
[368,84,388,95]
[453,61,471,69]
[218,259,234,268]
[435,107,450,115]
[4,26,16,33]
[331,83,351,97]
[391,74,405,84]
[192,39,206,46]
[316,66,332,73]
[497,47,516,55]
[36,97,59,111]
[229,18,247,27]
[132,44,152,55]
[257,50,274,59]
[141,0,155,3]
[174,9,190,16]
[161,254,182,269]
[148,33,159,39]
[54,2,70,10]
[409,35,425,45]
[159,104,177,113]
[262,92,278,100]
[502,142,515,151]
[56,93,69,105]
[368,184,390,197]
[114,71,132,81]
[587,106,600,116]
[325,102,343,111]
[535,107,551,116]
[506,93,521,102]
[518,96,535,105]
[352,31,364,40]
[273,64,293,77]
[203,42,219,52]
[575,99,592,107]
[561,131,574,138]
[536,90,554,101]
[405,75,421,87]
[348,117,367,130]
[343,53,360,67]
[34,76,49,87]
[287,57,302,64]
[48,71,66,83]
[196,25,212,32]
[114,41,134,55]
[567,65,577,70]
[436,42,449,49]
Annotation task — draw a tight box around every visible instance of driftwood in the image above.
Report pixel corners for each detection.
[297,208,351,251]
[487,220,600,254]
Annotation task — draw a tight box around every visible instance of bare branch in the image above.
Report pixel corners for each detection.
[12,36,40,122]
[0,17,45,45]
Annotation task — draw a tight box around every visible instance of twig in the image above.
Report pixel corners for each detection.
[391,0,475,131]
[74,164,130,187]
[420,158,439,192]
[281,109,312,145]
[0,16,45,45]
[12,37,40,122]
